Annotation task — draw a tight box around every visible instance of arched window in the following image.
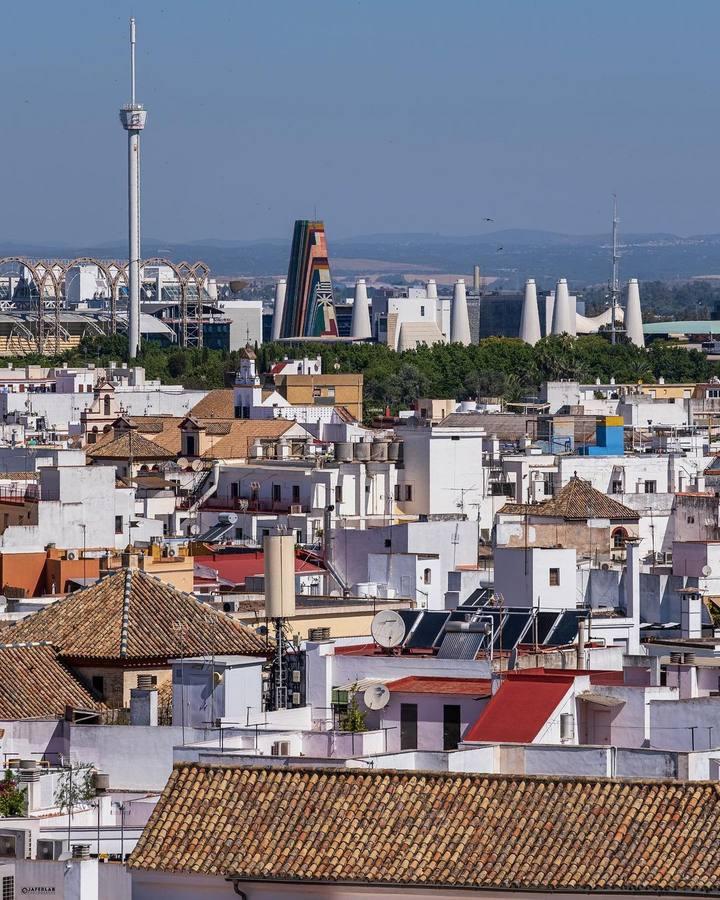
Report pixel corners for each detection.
[423,568,432,585]
[103,395,111,416]
[612,527,627,549]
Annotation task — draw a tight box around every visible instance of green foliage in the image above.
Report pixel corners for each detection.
[5,330,719,422]
[339,688,367,733]
[54,762,95,815]
[0,771,25,817]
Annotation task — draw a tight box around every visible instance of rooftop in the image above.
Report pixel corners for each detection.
[129,763,720,893]
[499,476,638,521]
[3,568,265,663]
[386,675,491,696]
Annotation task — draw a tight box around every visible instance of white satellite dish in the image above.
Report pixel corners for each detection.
[364,683,390,711]
[188,523,201,536]
[370,609,406,649]
[177,457,189,469]
[191,459,203,472]
[702,564,713,577]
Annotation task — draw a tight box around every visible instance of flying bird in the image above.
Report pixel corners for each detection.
[482,217,494,222]
[496,246,503,252]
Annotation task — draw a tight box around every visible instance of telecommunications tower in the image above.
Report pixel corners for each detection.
[119,18,147,359]
[609,195,621,345]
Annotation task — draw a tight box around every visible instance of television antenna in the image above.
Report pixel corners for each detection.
[363,683,390,710]
[370,609,406,649]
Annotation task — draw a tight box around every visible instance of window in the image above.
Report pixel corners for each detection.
[292,485,301,504]
[91,675,105,697]
[235,527,244,540]
[549,568,560,586]
[612,528,627,549]
[611,479,623,494]
[384,538,392,548]
[420,305,425,316]
[185,434,197,457]
[334,485,343,503]
[644,480,656,494]
[103,396,111,415]
[262,528,270,538]
[231,482,239,499]
[272,484,282,503]
[405,485,413,502]
[443,704,462,751]
[687,515,695,524]
[423,567,432,585]
[394,484,401,501]
[115,515,123,535]
[400,703,418,750]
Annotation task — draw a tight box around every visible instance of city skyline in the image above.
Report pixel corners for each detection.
[4,0,720,244]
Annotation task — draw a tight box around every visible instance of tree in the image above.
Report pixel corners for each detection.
[339,688,367,733]
[55,762,95,816]
[0,771,25,817]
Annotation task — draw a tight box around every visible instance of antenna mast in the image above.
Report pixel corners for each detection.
[610,194,620,345]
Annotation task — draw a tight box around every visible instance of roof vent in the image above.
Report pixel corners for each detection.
[72,844,90,860]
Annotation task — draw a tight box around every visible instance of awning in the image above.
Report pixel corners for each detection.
[576,691,625,708]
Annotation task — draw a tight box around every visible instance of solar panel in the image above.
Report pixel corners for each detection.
[405,611,450,649]
[546,610,586,646]
[397,609,422,644]
[436,631,486,660]
[462,588,493,608]
[497,612,532,651]
[533,611,561,644]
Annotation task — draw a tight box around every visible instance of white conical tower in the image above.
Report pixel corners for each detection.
[551,278,572,335]
[519,278,541,345]
[625,278,644,347]
[350,278,372,340]
[426,279,438,300]
[271,279,287,341]
[450,279,471,345]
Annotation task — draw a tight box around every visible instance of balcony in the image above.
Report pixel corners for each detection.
[0,485,40,506]
[187,496,308,515]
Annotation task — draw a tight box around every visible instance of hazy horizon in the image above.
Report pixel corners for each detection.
[5,0,720,244]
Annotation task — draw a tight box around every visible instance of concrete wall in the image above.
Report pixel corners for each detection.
[375,691,489,753]
[494,547,578,610]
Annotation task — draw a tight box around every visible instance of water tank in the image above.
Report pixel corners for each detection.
[264,534,296,619]
[387,440,401,462]
[371,441,388,461]
[353,442,371,461]
[218,512,238,525]
[334,442,353,463]
[459,400,476,413]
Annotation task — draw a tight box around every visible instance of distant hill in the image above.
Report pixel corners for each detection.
[6,230,720,287]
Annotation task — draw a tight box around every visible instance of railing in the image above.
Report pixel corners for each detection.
[0,485,39,505]
[179,496,308,514]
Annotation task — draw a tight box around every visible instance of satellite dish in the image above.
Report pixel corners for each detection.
[191,459,203,472]
[371,610,406,649]
[188,523,201,536]
[364,683,390,711]
[177,457,189,469]
[702,564,713,577]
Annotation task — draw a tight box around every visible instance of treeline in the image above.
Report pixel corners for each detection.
[14,333,718,420]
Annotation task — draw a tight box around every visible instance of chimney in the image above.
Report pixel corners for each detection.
[473,265,481,294]
[130,675,158,726]
[450,279,471,345]
[271,279,287,341]
[624,539,641,653]
[551,278,572,335]
[576,618,586,669]
[625,278,645,348]
[519,278,541,345]
[426,279,438,300]
[680,588,703,640]
[64,845,99,899]
[350,279,372,340]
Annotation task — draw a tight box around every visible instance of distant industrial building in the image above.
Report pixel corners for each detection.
[278,220,339,339]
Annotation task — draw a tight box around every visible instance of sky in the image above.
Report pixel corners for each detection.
[3,0,720,244]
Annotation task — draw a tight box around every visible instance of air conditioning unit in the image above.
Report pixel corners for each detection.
[290,504,303,515]
[0,829,32,859]
[291,692,301,706]
[292,670,301,684]
[167,546,178,558]
[36,839,64,861]
[271,740,291,756]
[66,549,78,561]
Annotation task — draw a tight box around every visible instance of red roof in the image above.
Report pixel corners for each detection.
[464,672,574,743]
[194,551,323,587]
[387,676,491,696]
[517,667,623,686]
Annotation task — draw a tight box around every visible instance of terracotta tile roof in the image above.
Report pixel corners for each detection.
[204,419,297,460]
[386,676,491,696]
[0,642,99,718]
[190,390,235,419]
[4,568,265,662]
[86,431,175,460]
[130,764,720,892]
[499,476,638,521]
[464,672,574,743]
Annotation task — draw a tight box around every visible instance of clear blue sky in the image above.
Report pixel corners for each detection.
[3,0,719,244]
